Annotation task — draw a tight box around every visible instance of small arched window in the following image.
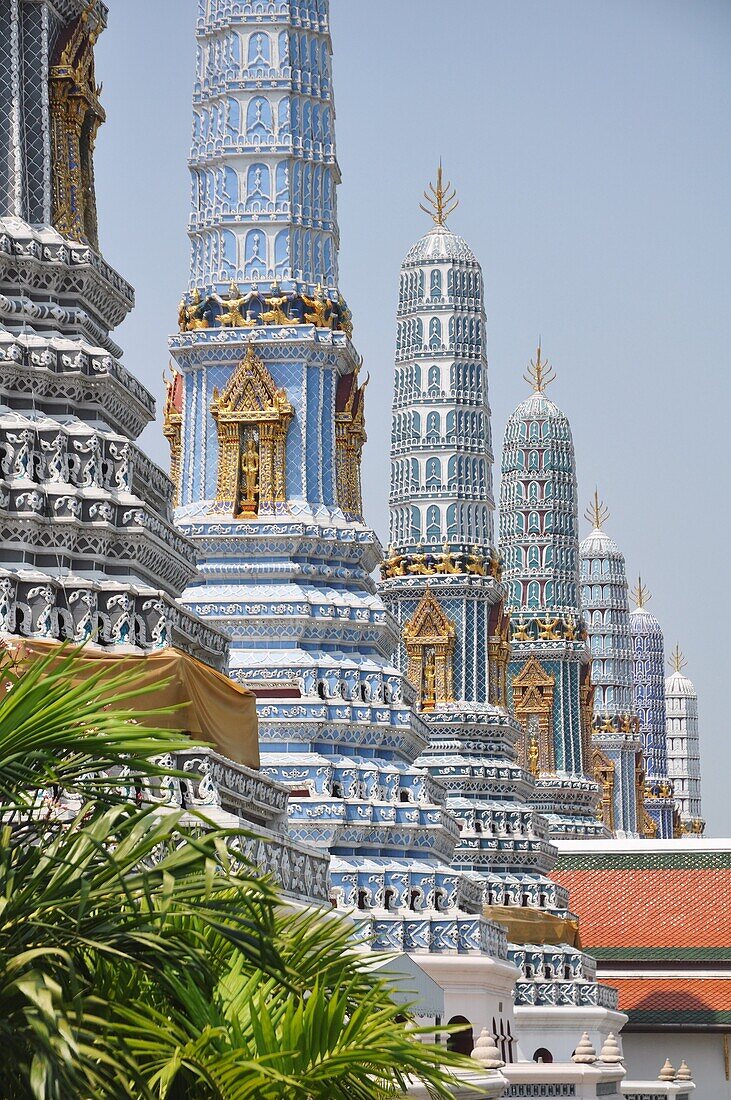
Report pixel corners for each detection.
[430,269,442,298]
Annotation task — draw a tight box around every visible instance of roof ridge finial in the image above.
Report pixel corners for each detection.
[669,644,687,674]
[420,160,459,227]
[632,575,651,609]
[523,339,556,393]
[585,488,610,531]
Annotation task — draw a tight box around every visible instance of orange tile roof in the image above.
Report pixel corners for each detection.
[552,863,731,958]
[607,977,731,1025]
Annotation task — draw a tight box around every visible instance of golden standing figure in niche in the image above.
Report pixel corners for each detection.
[238,436,260,516]
[564,615,578,641]
[528,733,540,777]
[423,650,437,708]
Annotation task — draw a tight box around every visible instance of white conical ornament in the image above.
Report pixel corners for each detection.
[471,1028,505,1069]
[658,1058,676,1081]
[599,1032,623,1064]
[572,1032,597,1064]
[676,1060,692,1081]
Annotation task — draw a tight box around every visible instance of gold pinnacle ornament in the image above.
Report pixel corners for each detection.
[631,575,651,609]
[585,489,610,530]
[420,161,459,226]
[523,340,556,393]
[669,644,687,673]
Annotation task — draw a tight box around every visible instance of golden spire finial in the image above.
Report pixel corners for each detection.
[631,575,651,609]
[523,340,556,393]
[584,489,610,530]
[420,160,459,226]
[669,644,687,674]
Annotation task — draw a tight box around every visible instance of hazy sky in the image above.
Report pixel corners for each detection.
[94,0,731,834]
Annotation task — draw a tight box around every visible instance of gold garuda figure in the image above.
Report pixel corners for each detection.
[407,553,432,576]
[213,282,256,327]
[261,279,298,326]
[178,288,210,331]
[537,616,562,641]
[434,545,461,574]
[303,284,334,329]
[381,547,408,578]
[465,547,487,576]
[512,620,532,642]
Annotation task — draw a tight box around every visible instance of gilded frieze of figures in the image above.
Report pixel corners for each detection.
[510,614,584,643]
[381,545,502,581]
[178,280,353,336]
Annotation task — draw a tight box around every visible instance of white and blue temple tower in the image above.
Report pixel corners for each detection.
[0,0,225,667]
[579,494,643,837]
[665,646,704,836]
[380,187,620,1029]
[499,354,603,838]
[168,0,520,986]
[630,580,676,838]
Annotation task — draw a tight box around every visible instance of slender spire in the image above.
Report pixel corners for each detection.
[585,489,610,531]
[523,340,556,393]
[420,161,459,226]
[632,575,651,609]
[669,644,687,674]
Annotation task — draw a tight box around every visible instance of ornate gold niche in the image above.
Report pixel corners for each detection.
[162,367,183,508]
[592,746,616,832]
[210,345,293,518]
[635,752,658,839]
[49,1,104,248]
[335,366,368,520]
[403,590,456,711]
[579,664,596,779]
[511,657,556,774]
[487,600,511,707]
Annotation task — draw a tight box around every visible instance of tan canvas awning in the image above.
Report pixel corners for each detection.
[484,905,582,948]
[8,641,260,769]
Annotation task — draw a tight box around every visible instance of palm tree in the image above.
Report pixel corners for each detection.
[0,645,476,1099]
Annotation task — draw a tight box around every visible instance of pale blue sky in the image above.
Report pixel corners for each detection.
[94,0,731,834]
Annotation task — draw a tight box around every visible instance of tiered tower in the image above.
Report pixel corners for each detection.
[381,190,619,1023]
[0,0,225,667]
[170,0,518,998]
[629,580,675,838]
[499,354,603,837]
[665,646,704,836]
[579,494,643,837]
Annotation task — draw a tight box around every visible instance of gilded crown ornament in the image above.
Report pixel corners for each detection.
[585,489,610,530]
[631,575,651,609]
[523,340,556,393]
[420,161,459,226]
[669,644,687,673]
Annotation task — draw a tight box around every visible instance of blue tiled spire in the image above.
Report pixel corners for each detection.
[189,0,340,296]
[498,351,603,838]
